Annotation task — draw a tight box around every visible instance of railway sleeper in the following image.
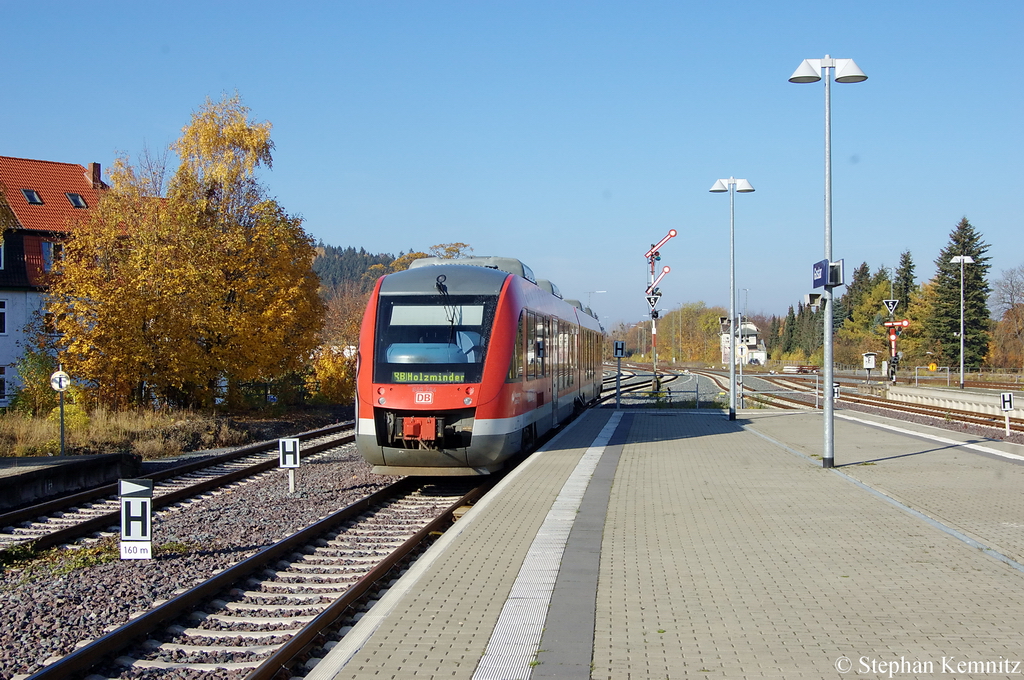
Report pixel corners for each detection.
[261,570,362,583]
[116,656,261,671]
[248,577,359,591]
[315,541,406,553]
[210,598,325,614]
[142,639,282,655]
[301,549,394,561]
[275,559,375,571]
[231,588,345,602]
[168,623,306,639]
[193,611,319,625]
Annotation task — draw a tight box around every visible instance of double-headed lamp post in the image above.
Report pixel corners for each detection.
[710,177,754,421]
[950,255,975,389]
[789,54,867,468]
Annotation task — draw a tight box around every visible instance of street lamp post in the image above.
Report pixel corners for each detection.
[710,177,755,421]
[789,54,867,468]
[950,255,975,389]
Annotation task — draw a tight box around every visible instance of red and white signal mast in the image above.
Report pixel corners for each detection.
[644,229,676,388]
[882,318,910,382]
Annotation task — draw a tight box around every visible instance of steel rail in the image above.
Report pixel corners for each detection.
[24,476,420,680]
[247,480,496,680]
[4,429,354,555]
[724,372,1024,430]
[1,421,353,528]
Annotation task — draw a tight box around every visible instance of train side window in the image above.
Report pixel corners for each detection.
[526,311,537,380]
[508,311,524,382]
[568,325,576,387]
[538,315,549,377]
[551,318,559,390]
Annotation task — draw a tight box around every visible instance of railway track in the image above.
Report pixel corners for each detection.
[0,423,355,558]
[24,477,491,680]
[599,368,683,403]
[702,369,1024,435]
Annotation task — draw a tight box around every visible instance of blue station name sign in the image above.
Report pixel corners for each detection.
[812,259,829,289]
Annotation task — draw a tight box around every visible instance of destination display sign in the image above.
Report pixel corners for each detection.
[392,371,466,384]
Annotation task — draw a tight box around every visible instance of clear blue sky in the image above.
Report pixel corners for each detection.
[3,1,1021,327]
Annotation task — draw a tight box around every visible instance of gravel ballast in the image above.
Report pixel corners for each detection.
[0,441,394,679]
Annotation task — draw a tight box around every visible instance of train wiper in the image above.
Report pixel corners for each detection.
[436,275,457,344]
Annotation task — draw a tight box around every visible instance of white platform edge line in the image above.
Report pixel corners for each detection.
[307,409,618,680]
[835,412,1024,462]
[472,411,622,680]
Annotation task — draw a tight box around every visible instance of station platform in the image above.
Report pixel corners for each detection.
[308,407,1024,680]
[0,452,140,512]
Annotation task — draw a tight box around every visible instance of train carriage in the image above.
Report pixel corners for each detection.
[356,256,603,475]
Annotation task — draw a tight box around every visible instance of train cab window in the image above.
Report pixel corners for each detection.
[374,294,497,384]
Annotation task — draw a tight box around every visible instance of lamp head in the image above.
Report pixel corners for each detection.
[834,58,868,83]
[735,178,755,193]
[789,59,822,83]
[709,179,729,193]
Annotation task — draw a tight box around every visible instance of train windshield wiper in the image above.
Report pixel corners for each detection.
[436,275,457,344]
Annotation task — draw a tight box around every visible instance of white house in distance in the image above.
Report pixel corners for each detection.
[0,156,106,403]
[719,318,768,366]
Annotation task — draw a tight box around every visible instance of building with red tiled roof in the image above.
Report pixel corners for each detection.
[0,156,107,403]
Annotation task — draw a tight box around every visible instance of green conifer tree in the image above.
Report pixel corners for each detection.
[893,250,916,317]
[925,217,992,368]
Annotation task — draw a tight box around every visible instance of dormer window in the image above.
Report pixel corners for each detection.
[21,189,43,205]
[66,193,88,208]
[42,242,64,272]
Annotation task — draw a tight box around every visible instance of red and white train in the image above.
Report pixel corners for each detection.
[355,256,603,475]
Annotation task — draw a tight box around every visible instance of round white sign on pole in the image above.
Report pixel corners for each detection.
[50,370,71,392]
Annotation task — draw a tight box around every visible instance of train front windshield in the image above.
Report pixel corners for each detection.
[374,295,498,384]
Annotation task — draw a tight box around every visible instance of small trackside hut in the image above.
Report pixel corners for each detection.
[356,256,603,475]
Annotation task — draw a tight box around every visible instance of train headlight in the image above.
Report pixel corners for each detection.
[465,387,475,395]
[464,397,472,405]
[378,397,386,405]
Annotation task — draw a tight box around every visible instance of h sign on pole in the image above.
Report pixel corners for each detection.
[120,479,154,560]
[280,438,300,493]
[1001,392,1015,436]
[279,438,300,468]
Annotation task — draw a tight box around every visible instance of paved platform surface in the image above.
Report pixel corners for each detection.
[309,408,1024,679]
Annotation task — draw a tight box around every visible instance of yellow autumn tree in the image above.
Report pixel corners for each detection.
[48,94,324,408]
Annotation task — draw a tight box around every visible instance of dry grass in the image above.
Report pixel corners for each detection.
[0,407,250,459]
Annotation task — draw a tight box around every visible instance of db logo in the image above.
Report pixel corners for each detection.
[415,392,433,404]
